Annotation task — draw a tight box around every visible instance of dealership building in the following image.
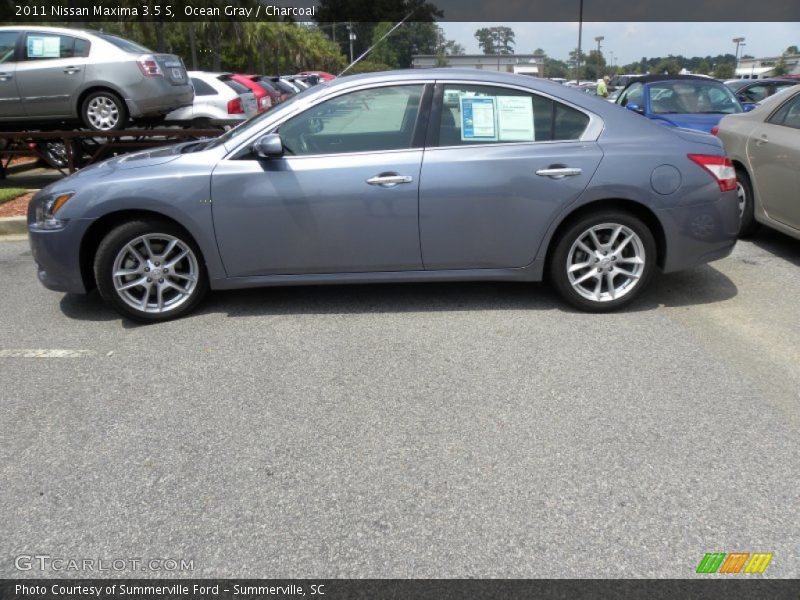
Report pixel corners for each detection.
[735,54,800,79]
[412,54,545,77]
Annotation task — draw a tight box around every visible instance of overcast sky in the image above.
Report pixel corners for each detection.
[440,22,800,65]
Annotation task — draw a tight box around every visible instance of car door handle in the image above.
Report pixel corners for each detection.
[0,73,12,81]
[63,67,81,74]
[755,134,769,146]
[366,174,413,187]
[535,167,583,179]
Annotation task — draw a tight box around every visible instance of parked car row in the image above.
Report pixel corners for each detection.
[163,72,327,128]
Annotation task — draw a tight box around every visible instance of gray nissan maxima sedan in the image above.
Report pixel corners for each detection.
[28,69,739,322]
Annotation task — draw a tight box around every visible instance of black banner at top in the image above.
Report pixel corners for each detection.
[2,0,800,22]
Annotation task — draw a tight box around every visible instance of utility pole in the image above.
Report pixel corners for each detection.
[348,23,355,64]
[733,37,745,75]
[595,35,604,77]
[576,0,583,85]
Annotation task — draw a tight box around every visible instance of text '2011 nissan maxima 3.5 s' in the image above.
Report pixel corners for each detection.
[28,69,740,322]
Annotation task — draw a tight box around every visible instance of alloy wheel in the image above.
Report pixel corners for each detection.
[86,96,120,130]
[111,234,199,314]
[566,223,646,302]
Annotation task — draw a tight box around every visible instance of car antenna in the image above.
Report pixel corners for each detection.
[338,10,415,77]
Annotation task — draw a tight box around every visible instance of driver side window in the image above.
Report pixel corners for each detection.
[279,84,424,156]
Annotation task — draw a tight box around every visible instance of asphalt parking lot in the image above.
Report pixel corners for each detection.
[0,230,798,579]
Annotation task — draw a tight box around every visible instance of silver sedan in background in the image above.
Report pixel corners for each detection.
[27,69,739,322]
[714,85,800,238]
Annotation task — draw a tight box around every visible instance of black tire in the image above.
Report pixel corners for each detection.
[36,141,69,169]
[81,90,128,131]
[735,167,759,237]
[94,220,208,323]
[549,210,657,312]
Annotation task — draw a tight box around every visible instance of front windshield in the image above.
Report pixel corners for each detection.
[205,82,328,150]
[648,81,742,114]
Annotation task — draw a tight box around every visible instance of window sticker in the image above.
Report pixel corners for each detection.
[497,96,535,141]
[27,35,61,58]
[460,96,497,141]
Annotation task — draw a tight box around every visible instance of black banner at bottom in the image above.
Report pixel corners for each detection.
[2,579,800,600]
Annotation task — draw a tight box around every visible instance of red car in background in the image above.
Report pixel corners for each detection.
[229,74,273,112]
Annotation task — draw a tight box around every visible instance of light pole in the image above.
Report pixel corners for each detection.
[733,36,745,75]
[595,35,604,77]
[576,0,583,85]
[348,23,356,64]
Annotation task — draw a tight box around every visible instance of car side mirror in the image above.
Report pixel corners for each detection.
[626,103,643,113]
[742,103,757,112]
[252,134,283,158]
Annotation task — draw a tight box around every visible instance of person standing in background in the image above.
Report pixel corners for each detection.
[597,75,610,98]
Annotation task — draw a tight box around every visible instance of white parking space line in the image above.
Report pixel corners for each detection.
[0,349,96,358]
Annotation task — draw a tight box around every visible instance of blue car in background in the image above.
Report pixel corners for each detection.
[616,74,748,133]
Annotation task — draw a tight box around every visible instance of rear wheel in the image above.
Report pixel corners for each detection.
[94,220,208,322]
[81,90,128,131]
[735,167,759,237]
[549,211,656,312]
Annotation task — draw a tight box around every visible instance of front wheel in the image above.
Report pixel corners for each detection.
[549,211,656,312]
[94,220,208,322]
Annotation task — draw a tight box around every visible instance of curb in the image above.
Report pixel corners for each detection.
[0,216,27,235]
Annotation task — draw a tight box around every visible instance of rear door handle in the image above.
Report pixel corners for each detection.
[366,174,413,187]
[535,167,582,179]
[755,134,769,146]
[63,67,81,74]
[0,73,12,81]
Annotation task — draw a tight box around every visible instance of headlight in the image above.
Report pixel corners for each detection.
[34,192,74,230]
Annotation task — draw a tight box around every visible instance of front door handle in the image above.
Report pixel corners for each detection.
[536,167,582,179]
[366,173,413,187]
[0,73,12,81]
[63,67,81,74]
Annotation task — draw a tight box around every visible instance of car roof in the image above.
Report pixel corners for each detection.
[625,74,720,85]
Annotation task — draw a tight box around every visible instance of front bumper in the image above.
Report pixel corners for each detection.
[29,219,94,294]
[657,189,739,273]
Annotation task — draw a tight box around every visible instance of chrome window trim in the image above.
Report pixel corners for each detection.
[224,77,604,160]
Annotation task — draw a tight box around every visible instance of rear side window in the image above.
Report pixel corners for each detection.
[219,76,249,95]
[0,31,17,64]
[768,94,800,129]
[191,78,218,96]
[98,33,151,53]
[435,84,589,146]
[24,33,89,60]
[738,84,770,103]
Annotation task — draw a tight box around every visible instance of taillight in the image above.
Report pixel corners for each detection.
[688,154,737,192]
[227,98,244,114]
[136,55,162,77]
[710,125,719,136]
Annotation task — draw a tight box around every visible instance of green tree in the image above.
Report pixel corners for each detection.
[786,45,799,55]
[474,26,515,54]
[584,49,606,80]
[696,60,711,75]
[653,58,681,75]
[772,55,789,76]
[713,62,735,79]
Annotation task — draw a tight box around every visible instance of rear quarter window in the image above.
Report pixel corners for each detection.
[191,78,218,96]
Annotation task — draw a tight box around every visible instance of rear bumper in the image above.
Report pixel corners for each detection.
[125,83,194,118]
[28,219,93,294]
[657,189,739,273]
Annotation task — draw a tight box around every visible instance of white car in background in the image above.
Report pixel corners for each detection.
[166,71,258,128]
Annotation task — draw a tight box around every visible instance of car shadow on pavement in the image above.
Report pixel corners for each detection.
[58,265,738,324]
[749,228,800,266]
